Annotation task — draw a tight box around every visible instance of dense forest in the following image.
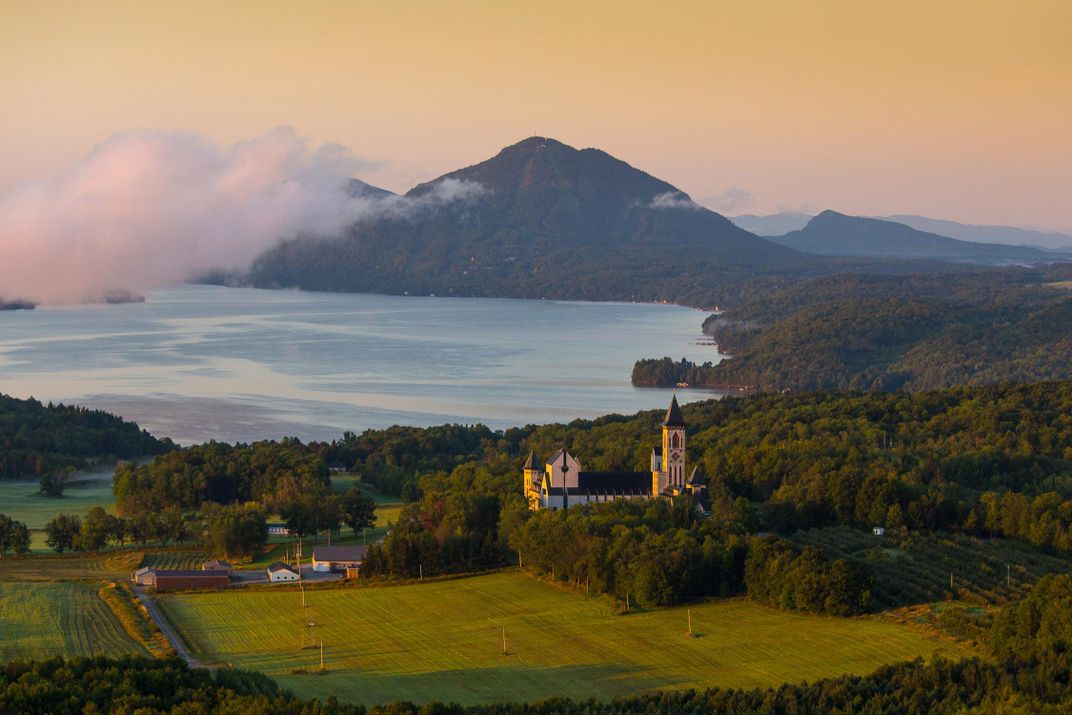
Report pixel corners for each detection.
[634,265,1072,392]
[7,575,1072,713]
[108,380,1072,611]
[112,439,329,513]
[0,394,173,479]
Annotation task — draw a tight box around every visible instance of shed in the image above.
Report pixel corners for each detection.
[267,561,300,583]
[873,527,886,536]
[132,566,154,586]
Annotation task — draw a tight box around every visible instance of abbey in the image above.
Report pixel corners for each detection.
[523,396,707,511]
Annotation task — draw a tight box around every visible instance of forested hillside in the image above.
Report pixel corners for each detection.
[635,264,1072,392]
[0,394,173,479]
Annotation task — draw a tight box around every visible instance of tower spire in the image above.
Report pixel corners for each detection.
[663,394,685,427]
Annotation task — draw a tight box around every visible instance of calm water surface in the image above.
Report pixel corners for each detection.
[0,285,726,443]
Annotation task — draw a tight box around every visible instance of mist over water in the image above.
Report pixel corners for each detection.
[0,128,484,306]
[0,285,726,444]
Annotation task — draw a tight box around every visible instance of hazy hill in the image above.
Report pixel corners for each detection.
[770,210,1065,264]
[728,211,812,236]
[881,214,1072,250]
[244,137,811,304]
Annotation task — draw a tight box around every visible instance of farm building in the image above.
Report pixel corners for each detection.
[132,566,153,586]
[150,569,230,592]
[267,524,292,536]
[267,562,300,582]
[202,559,233,573]
[312,545,368,573]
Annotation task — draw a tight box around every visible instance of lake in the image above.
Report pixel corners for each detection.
[0,285,727,444]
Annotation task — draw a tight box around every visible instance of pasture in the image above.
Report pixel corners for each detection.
[0,475,114,529]
[159,570,969,706]
[0,581,147,661]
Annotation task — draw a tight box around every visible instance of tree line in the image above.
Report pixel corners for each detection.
[0,393,173,480]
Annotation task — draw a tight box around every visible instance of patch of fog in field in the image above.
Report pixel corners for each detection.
[0,285,727,444]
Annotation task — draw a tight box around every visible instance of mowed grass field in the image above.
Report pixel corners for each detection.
[159,571,969,706]
[0,581,147,661]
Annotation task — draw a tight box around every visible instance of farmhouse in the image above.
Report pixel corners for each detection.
[267,561,300,583]
[202,559,233,574]
[524,395,707,511]
[150,569,230,592]
[312,545,368,573]
[132,566,153,586]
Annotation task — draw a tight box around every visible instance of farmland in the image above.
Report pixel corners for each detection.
[0,581,147,661]
[791,527,1072,607]
[158,570,969,706]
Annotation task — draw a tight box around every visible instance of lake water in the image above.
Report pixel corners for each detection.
[0,285,727,444]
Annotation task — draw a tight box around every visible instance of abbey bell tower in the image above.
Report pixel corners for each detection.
[654,395,686,494]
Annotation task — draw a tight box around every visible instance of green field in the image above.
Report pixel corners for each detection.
[159,571,968,706]
[0,475,115,529]
[0,581,147,661]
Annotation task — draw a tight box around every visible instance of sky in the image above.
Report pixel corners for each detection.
[0,0,1069,231]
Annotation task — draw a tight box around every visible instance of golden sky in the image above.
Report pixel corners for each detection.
[1,0,1069,229]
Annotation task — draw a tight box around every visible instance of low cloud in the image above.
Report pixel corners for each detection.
[699,187,754,213]
[651,191,702,210]
[0,128,485,305]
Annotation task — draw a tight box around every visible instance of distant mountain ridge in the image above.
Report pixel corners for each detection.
[731,211,1072,251]
[880,215,1072,250]
[768,211,1069,265]
[244,137,811,305]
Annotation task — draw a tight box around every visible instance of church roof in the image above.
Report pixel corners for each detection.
[523,450,539,470]
[578,471,651,494]
[662,395,685,427]
[544,471,652,497]
[687,466,706,486]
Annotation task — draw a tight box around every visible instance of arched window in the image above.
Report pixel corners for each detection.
[670,432,681,448]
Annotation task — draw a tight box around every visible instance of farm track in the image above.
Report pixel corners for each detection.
[133,587,203,668]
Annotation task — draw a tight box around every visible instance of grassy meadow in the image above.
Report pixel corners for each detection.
[158,571,969,706]
[0,475,114,527]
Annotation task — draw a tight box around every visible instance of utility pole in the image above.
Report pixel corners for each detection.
[950,571,954,590]
[687,609,693,637]
[419,563,423,580]
[502,627,507,655]
[319,640,325,671]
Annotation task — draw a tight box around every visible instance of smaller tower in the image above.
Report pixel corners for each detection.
[523,451,542,509]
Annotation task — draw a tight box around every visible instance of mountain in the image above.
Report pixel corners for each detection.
[728,211,812,236]
[879,214,1072,250]
[244,137,810,305]
[769,211,1069,265]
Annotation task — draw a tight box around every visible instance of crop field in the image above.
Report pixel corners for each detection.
[138,550,208,571]
[159,571,968,706]
[0,550,141,582]
[792,526,1072,607]
[0,581,147,661]
[0,476,115,529]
